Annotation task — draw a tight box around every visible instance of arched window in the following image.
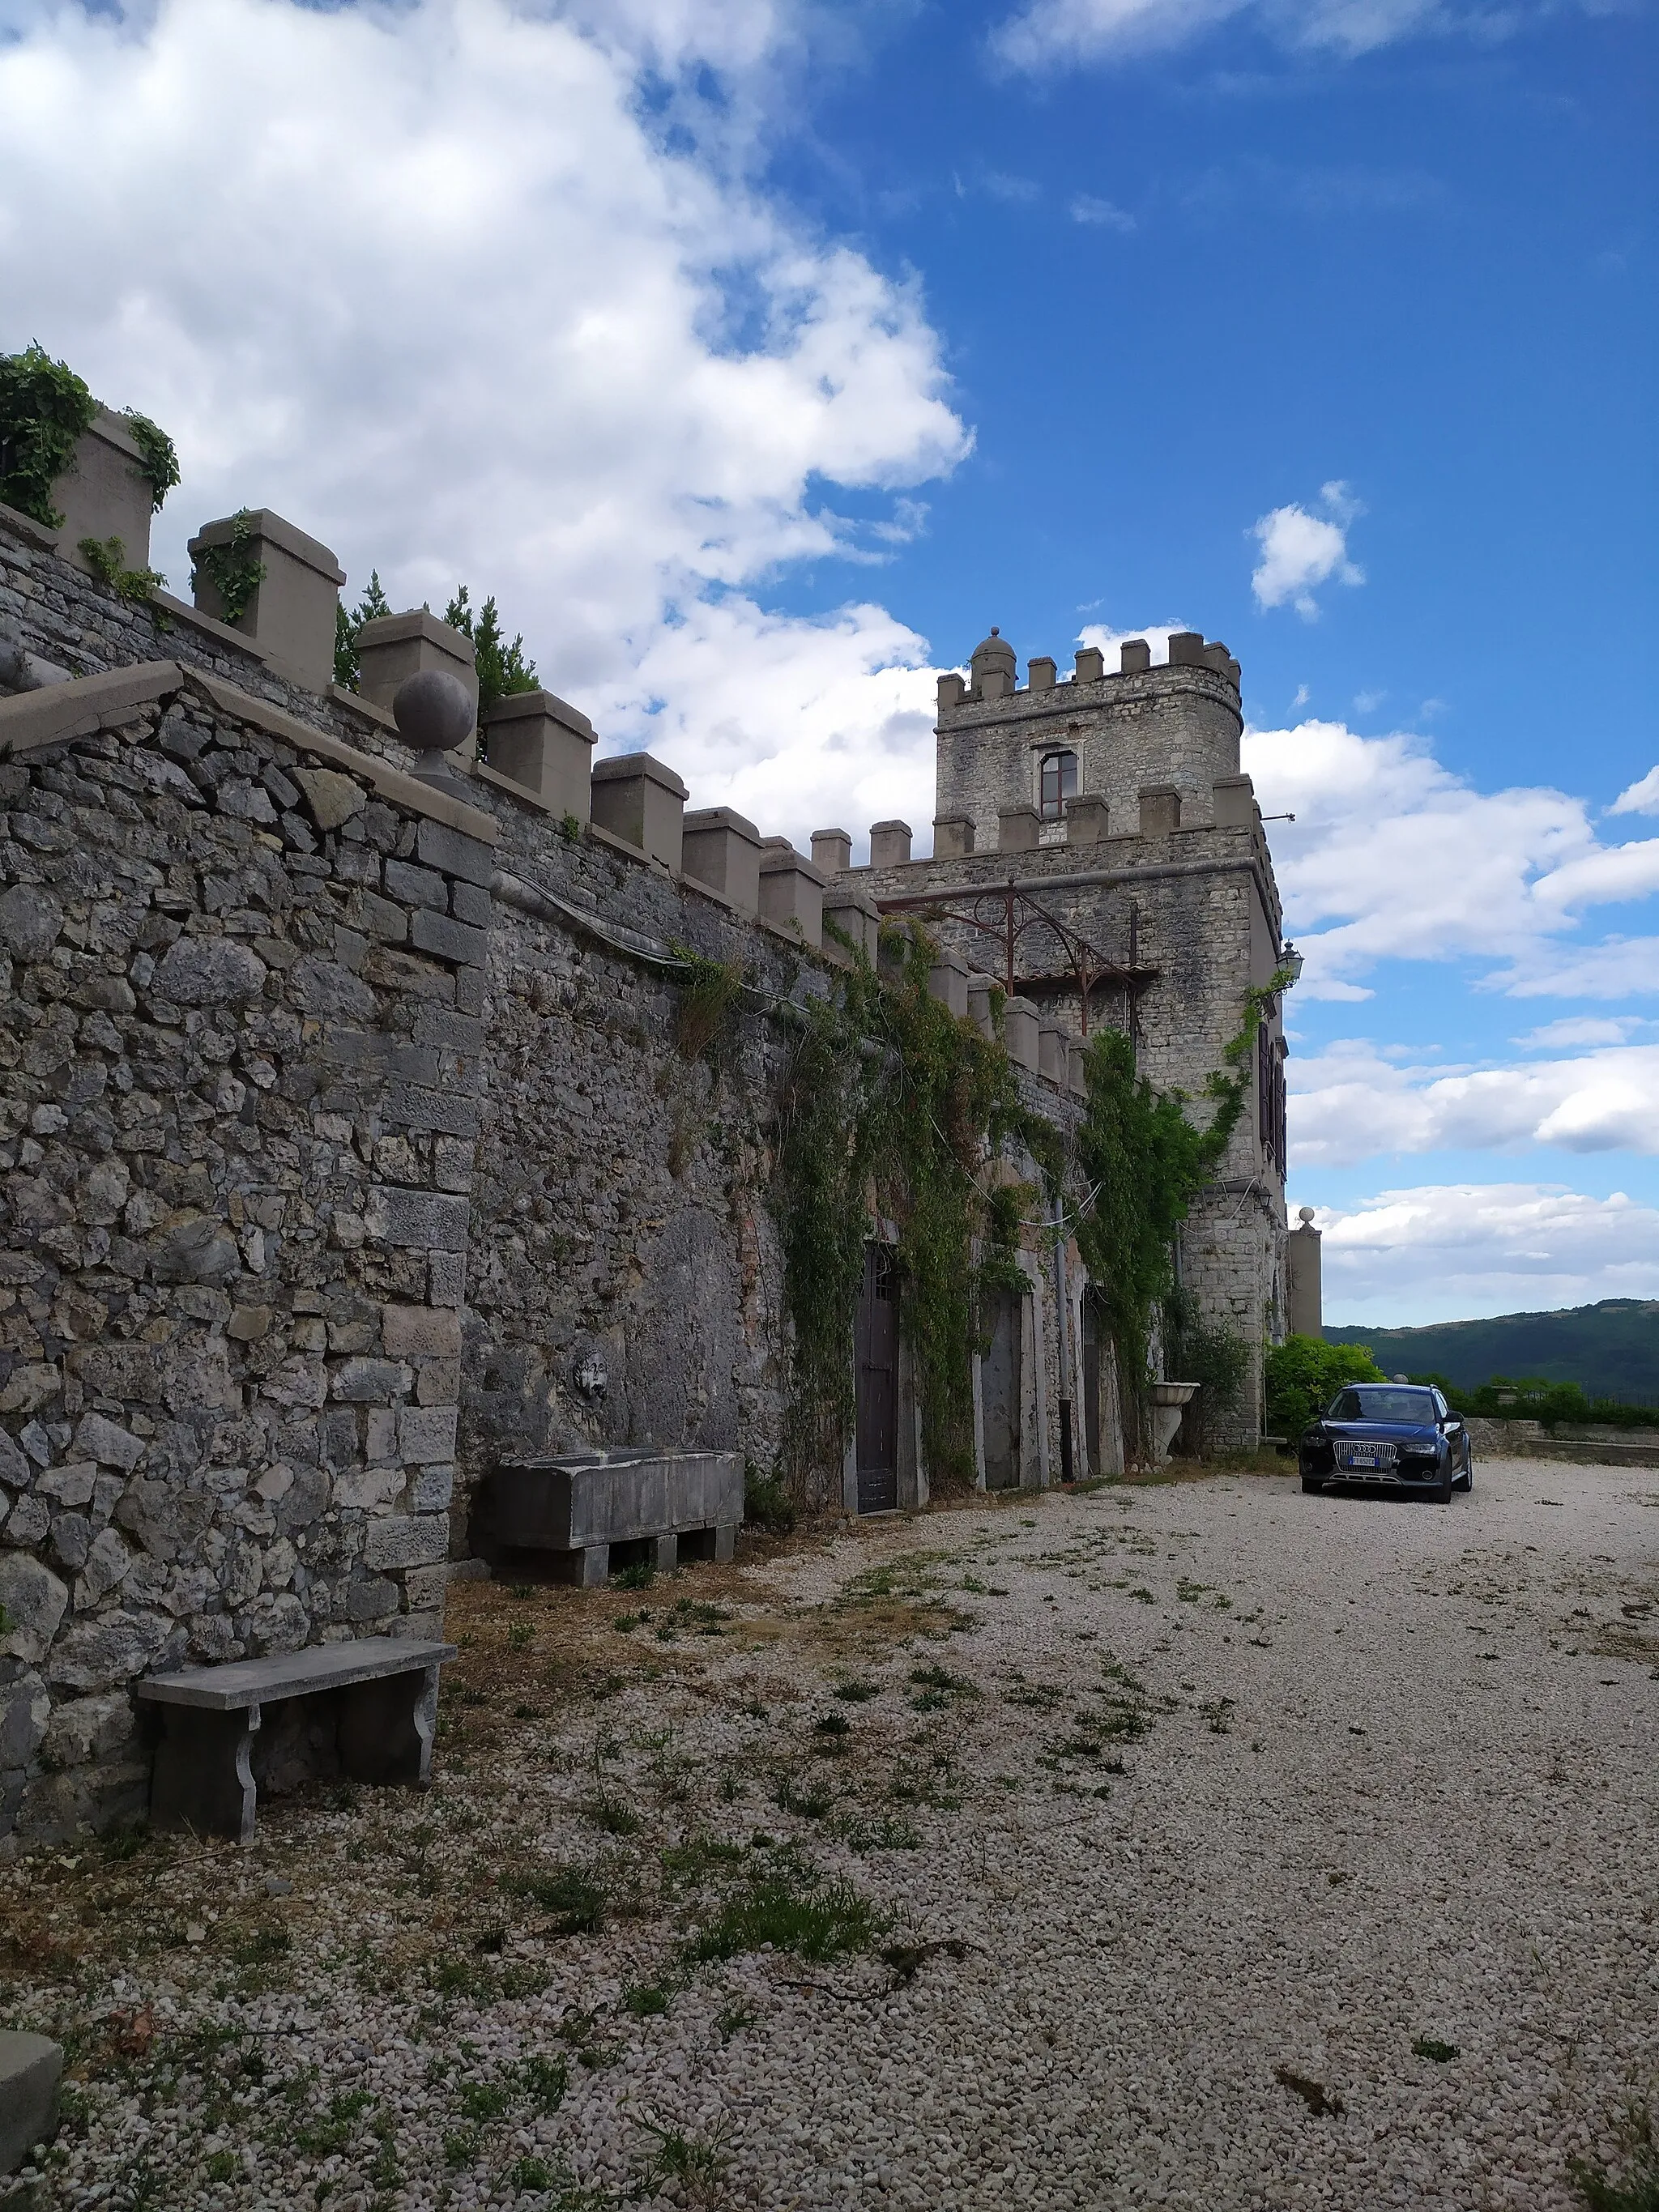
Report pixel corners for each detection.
[1039,749,1078,821]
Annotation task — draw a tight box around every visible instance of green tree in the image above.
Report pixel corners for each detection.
[442,585,539,724]
[1265,1335,1385,1438]
[334,569,393,688]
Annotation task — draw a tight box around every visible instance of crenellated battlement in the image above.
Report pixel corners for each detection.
[936,629,1241,719]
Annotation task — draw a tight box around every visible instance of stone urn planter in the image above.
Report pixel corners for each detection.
[1149,1381,1200,1465]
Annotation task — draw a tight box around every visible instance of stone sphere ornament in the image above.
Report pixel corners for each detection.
[392,668,475,754]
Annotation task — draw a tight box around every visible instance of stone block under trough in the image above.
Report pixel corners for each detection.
[480,1448,743,1585]
[0,2029,62,2173]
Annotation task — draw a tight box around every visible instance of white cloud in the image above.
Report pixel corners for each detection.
[589,595,939,857]
[1289,1038,1659,1166]
[1076,620,1192,663]
[1250,481,1365,619]
[1532,837,1659,913]
[1290,1183,1659,1325]
[1245,718,1596,996]
[1352,688,1385,714]
[988,0,1568,68]
[1486,939,1659,1000]
[1513,1016,1649,1051]
[1611,765,1659,816]
[1070,194,1137,230]
[0,0,970,850]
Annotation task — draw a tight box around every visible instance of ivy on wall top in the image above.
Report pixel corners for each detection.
[121,410,181,513]
[0,345,181,530]
[0,343,96,528]
[190,508,268,627]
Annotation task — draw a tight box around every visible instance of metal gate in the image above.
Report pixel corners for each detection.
[981,1287,1022,1490]
[855,1242,898,1513]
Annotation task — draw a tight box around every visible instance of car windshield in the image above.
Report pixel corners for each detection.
[1327,1386,1436,1424]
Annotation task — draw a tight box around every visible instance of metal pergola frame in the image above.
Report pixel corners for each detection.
[876,877,1158,1035]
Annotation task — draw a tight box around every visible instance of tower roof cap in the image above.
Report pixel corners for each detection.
[970,626,1017,677]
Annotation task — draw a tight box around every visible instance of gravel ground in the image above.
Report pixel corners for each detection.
[3,1455,1656,2212]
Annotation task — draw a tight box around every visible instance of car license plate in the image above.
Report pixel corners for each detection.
[1342,1448,1383,1468]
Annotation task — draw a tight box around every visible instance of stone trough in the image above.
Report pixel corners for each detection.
[480,1449,743,1586]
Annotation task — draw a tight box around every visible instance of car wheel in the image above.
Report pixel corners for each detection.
[1457,1447,1473,1493]
[1431,1463,1454,1503]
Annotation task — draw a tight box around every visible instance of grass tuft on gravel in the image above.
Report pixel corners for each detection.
[1572,2109,1659,2212]
[684,1869,886,1963]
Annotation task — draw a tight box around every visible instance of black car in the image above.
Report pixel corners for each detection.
[1299,1383,1473,1502]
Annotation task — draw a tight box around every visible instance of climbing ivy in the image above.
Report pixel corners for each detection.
[1073,970,1290,1455]
[672,948,745,1063]
[78,535,168,610]
[190,508,267,625]
[774,923,1039,1496]
[0,343,96,528]
[120,409,180,512]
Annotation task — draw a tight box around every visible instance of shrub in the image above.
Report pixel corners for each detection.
[1265,1334,1385,1438]
[743,1459,797,1534]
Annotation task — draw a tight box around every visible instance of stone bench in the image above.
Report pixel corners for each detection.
[483,1448,741,1587]
[134,1638,457,1845]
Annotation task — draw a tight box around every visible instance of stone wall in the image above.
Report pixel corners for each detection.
[457,804,810,1535]
[0,659,495,1851]
[0,514,1091,1853]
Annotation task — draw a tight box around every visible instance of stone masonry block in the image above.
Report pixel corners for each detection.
[415,818,495,888]
[1138,786,1182,836]
[869,820,911,868]
[410,1464,455,1513]
[361,1515,449,1571]
[403,1563,450,1609]
[384,1080,480,1139]
[997,806,1040,853]
[367,1188,469,1252]
[933,814,975,860]
[384,859,447,910]
[398,1405,458,1463]
[810,828,852,876]
[410,909,488,967]
[381,1304,463,1357]
[450,880,492,928]
[0,2027,62,2173]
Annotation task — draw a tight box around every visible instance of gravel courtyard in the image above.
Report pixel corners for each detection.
[3,1456,1656,2212]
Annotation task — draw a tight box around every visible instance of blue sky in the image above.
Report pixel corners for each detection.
[1,0,1654,1323]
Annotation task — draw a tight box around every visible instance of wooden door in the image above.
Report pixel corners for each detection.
[855,1242,898,1513]
[981,1288,1022,1490]
[1081,1292,1102,1479]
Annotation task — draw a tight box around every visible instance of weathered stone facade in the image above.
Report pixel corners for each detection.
[0,444,1292,1851]
[855,627,1294,1448]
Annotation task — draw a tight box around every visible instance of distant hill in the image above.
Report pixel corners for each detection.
[1324,1299,1659,1400]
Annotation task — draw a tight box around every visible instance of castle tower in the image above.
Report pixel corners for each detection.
[848,624,1290,1452]
[937,629,1244,852]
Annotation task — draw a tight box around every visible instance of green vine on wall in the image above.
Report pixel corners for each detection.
[78,535,168,612]
[1073,970,1291,1454]
[0,343,96,528]
[190,508,268,626]
[120,410,181,512]
[774,923,1038,1497]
